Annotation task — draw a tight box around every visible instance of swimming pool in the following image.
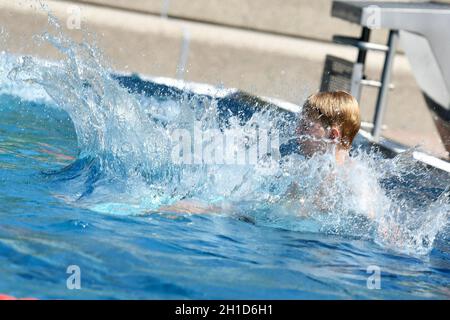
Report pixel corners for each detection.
[0,25,449,300]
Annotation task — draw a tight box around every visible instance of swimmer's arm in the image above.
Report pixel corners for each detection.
[150,200,256,223]
[155,199,222,215]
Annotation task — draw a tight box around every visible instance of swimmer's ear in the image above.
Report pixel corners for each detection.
[329,127,341,142]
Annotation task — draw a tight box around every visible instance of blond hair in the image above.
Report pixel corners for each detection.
[302,91,361,148]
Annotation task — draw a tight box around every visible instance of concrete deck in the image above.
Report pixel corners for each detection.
[0,0,447,158]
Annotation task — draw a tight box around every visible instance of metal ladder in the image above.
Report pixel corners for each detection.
[321,26,398,141]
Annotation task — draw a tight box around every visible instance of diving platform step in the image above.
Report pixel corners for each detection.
[332,35,389,52]
[360,79,394,90]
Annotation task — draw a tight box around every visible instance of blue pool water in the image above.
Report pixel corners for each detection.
[0,23,449,299]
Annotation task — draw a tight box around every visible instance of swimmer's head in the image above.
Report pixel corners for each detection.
[297,91,361,157]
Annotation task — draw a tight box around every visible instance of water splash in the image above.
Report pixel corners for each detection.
[2,11,448,256]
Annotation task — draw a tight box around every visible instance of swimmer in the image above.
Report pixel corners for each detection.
[157,91,367,217]
[296,91,361,165]
[287,91,381,220]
